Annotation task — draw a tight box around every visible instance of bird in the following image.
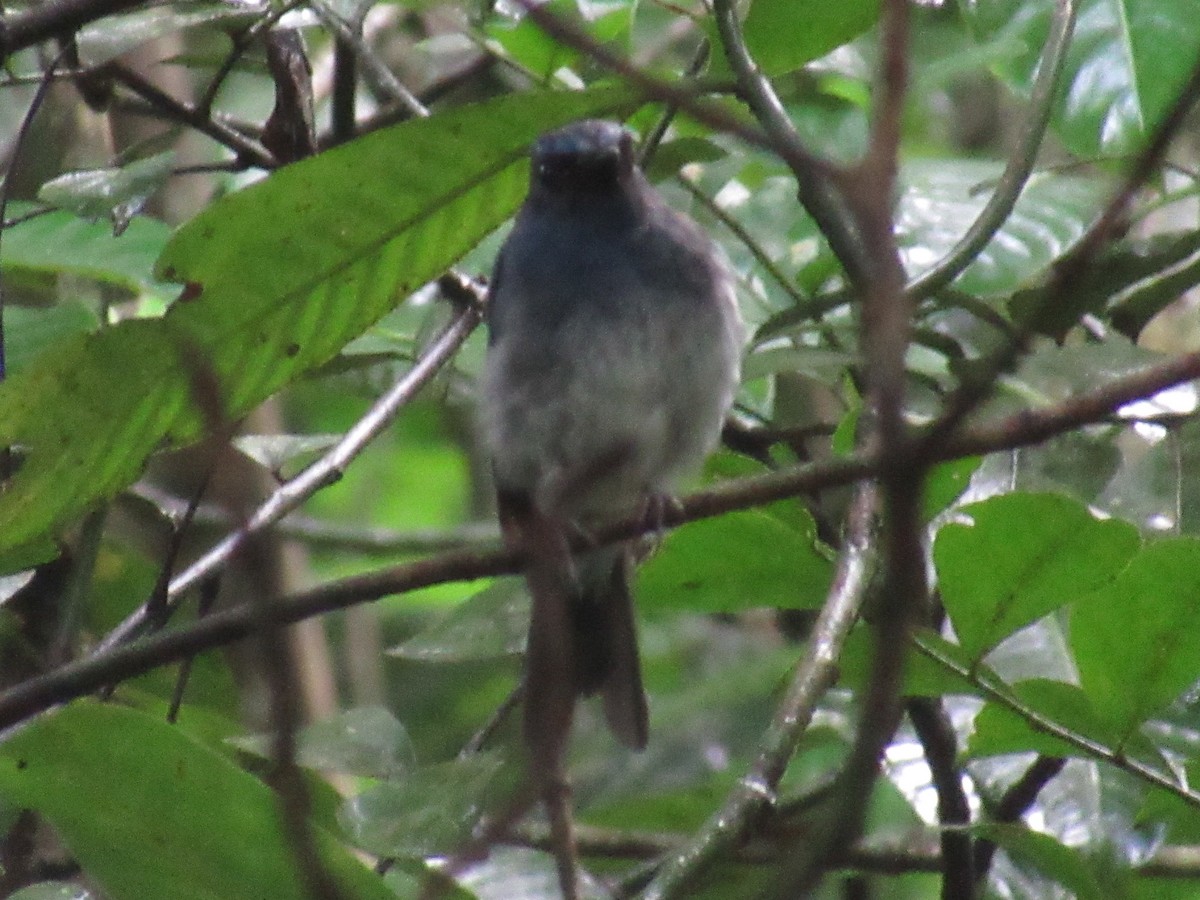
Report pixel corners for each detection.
[482,118,744,775]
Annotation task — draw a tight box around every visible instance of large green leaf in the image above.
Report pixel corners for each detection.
[935,492,1140,666]
[967,678,1136,757]
[4,303,100,377]
[638,509,832,613]
[962,0,1200,157]
[0,703,394,900]
[1072,537,1200,743]
[740,0,879,77]
[0,88,634,569]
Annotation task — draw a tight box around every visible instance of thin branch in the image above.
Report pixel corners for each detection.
[309,0,428,120]
[915,635,1200,809]
[774,3,918,894]
[643,484,879,899]
[96,291,483,654]
[197,0,307,116]
[906,0,1078,300]
[109,63,276,169]
[908,697,975,899]
[2,345,1200,735]
[708,0,866,285]
[126,484,499,554]
[511,823,1200,881]
[676,173,810,312]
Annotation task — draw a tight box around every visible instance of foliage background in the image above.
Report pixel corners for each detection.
[2,0,1200,898]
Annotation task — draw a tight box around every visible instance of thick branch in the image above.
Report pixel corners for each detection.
[1,346,1199,736]
[0,0,143,62]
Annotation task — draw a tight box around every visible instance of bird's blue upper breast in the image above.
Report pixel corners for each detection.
[489,208,644,343]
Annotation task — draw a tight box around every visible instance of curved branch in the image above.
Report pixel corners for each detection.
[906,0,1078,300]
[0,0,142,63]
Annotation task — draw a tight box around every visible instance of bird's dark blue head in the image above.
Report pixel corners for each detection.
[529,120,638,200]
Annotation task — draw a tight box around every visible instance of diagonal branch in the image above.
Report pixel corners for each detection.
[96,285,483,654]
[643,483,879,899]
[3,344,1199,739]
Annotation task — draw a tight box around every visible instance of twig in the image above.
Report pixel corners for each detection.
[973,755,1066,882]
[96,290,483,654]
[676,174,810,312]
[643,484,879,899]
[197,0,307,116]
[109,63,276,169]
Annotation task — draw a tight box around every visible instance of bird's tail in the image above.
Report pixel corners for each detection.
[572,545,649,751]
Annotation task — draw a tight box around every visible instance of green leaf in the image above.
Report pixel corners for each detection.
[935,492,1140,666]
[1072,537,1200,742]
[963,0,1200,157]
[76,3,257,65]
[1001,337,1167,408]
[967,678,1122,757]
[4,304,100,377]
[978,824,1120,900]
[638,509,832,613]
[484,0,630,81]
[233,707,416,780]
[392,578,527,662]
[922,455,980,522]
[1009,228,1200,339]
[1,203,170,295]
[897,160,1108,297]
[0,703,395,900]
[840,627,983,698]
[341,753,506,858]
[232,433,341,473]
[740,0,879,77]
[39,152,176,233]
[1106,230,1200,338]
[0,89,635,567]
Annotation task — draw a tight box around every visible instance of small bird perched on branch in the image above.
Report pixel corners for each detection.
[481,118,743,894]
